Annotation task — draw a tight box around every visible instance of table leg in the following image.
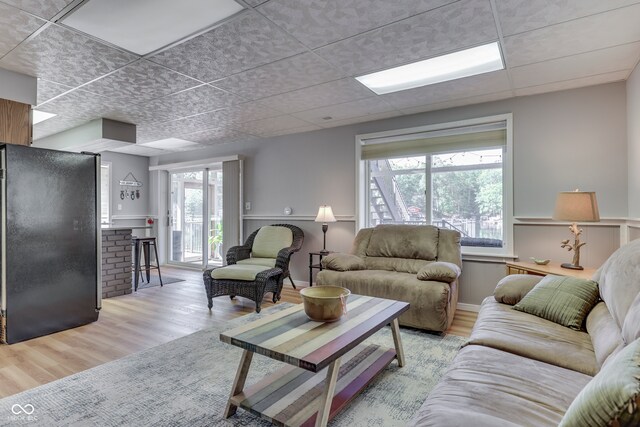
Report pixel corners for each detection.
[390,318,405,367]
[224,349,254,418]
[315,357,341,427]
[309,253,313,287]
[133,240,140,291]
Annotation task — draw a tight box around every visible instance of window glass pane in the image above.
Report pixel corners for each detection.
[368,157,426,226]
[100,164,110,224]
[431,148,503,247]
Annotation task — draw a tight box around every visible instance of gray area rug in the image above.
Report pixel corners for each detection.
[0,304,465,427]
[134,273,184,290]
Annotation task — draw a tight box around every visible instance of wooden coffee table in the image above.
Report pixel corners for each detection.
[220,294,409,427]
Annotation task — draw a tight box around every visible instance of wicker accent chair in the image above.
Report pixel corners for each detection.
[203,224,304,313]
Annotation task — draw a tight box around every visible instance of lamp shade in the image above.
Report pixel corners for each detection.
[315,205,336,223]
[553,191,600,222]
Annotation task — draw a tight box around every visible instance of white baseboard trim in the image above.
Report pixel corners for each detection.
[457,302,480,312]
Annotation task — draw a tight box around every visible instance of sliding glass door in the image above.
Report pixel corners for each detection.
[169,166,223,268]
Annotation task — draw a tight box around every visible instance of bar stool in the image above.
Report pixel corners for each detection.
[132,236,163,291]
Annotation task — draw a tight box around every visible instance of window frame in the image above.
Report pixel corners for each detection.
[355,114,514,257]
[100,161,111,226]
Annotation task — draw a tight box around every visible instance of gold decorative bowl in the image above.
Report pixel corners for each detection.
[299,286,351,322]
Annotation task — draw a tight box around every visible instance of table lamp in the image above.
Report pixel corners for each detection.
[552,190,600,270]
[315,205,336,254]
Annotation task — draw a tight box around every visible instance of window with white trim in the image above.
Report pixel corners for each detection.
[357,115,513,255]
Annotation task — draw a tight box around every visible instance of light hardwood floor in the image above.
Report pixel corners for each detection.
[0,266,477,398]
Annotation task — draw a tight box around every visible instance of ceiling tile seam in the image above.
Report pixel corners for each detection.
[499,1,640,38]
[140,9,251,59]
[51,21,142,59]
[256,0,464,51]
[506,40,640,71]
[513,69,632,92]
[287,95,399,118]
[0,18,50,63]
[489,0,516,97]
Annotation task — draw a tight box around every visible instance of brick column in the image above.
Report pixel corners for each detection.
[101,229,133,298]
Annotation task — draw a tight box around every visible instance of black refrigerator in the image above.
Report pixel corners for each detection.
[0,144,101,344]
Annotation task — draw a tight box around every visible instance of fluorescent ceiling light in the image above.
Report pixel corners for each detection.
[142,138,199,150]
[356,42,504,95]
[63,0,244,55]
[32,110,57,125]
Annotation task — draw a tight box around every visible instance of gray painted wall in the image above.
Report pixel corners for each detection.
[101,151,151,223]
[150,82,629,305]
[628,63,640,218]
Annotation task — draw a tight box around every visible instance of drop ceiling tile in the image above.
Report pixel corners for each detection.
[510,42,640,88]
[257,78,374,113]
[211,52,342,100]
[0,3,45,57]
[399,91,514,115]
[108,144,170,157]
[318,111,403,129]
[36,79,73,105]
[182,128,256,145]
[291,97,400,125]
[34,88,122,122]
[2,0,74,19]
[259,124,322,138]
[148,11,305,82]
[127,84,245,125]
[381,70,512,110]
[496,0,640,36]
[0,23,137,87]
[244,0,269,6]
[257,0,456,48]
[503,4,640,67]
[230,115,314,136]
[514,71,630,97]
[190,101,283,126]
[315,0,498,76]
[80,60,200,104]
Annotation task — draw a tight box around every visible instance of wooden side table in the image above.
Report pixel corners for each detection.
[506,261,597,280]
[309,251,332,286]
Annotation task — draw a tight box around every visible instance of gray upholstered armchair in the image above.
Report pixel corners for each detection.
[203,224,304,312]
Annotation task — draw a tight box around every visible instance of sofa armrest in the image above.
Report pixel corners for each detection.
[494,274,544,305]
[417,262,461,282]
[321,253,366,271]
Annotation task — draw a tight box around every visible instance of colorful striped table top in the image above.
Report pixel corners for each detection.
[220,295,409,372]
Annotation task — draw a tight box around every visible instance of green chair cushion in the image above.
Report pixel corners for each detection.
[211,264,270,281]
[251,226,293,259]
[237,258,277,268]
[559,338,640,427]
[513,274,599,330]
[417,261,461,283]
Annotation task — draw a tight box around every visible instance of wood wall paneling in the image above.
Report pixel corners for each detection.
[0,98,31,146]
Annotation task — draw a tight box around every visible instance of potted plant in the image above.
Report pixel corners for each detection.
[208,222,223,259]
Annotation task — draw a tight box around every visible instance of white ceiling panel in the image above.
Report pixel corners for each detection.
[211,52,343,100]
[0,23,138,87]
[148,11,305,82]
[0,3,45,58]
[399,91,514,115]
[182,128,256,145]
[35,88,125,122]
[230,114,313,136]
[258,124,322,138]
[257,0,456,48]
[381,70,512,110]
[503,4,640,67]
[514,71,630,97]
[1,0,74,19]
[36,78,73,105]
[244,0,269,6]
[108,144,170,157]
[291,97,399,125]
[496,0,640,36]
[80,60,200,104]
[32,115,86,140]
[510,43,640,88]
[257,78,374,113]
[316,111,403,129]
[315,0,498,76]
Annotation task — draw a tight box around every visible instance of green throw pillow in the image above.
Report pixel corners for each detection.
[513,274,599,330]
[559,338,640,427]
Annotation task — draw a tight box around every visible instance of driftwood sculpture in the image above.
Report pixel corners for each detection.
[560,223,586,269]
